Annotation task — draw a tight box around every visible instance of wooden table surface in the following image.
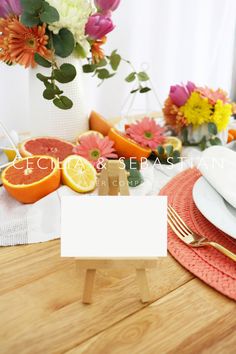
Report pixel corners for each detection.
[0,239,235,354]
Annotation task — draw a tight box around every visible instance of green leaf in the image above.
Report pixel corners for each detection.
[165,145,174,157]
[157,145,165,156]
[53,29,75,58]
[34,53,51,68]
[20,12,40,27]
[40,2,59,23]
[54,63,77,83]
[36,73,49,82]
[110,53,121,71]
[140,87,151,93]
[82,64,96,73]
[130,88,139,94]
[199,136,207,151]
[53,96,73,110]
[96,68,111,79]
[137,71,149,81]
[21,0,43,13]
[96,58,107,67]
[43,88,55,100]
[208,122,218,136]
[172,150,181,164]
[128,169,143,187]
[125,72,136,82]
[209,137,222,146]
[74,43,87,59]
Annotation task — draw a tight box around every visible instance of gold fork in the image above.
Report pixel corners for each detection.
[168,205,236,262]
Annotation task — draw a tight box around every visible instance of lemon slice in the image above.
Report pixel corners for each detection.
[62,155,97,193]
[162,137,182,152]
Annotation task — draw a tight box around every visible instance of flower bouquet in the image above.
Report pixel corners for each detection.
[0,0,150,110]
[163,82,233,150]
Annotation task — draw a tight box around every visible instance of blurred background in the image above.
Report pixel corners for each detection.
[1,0,236,131]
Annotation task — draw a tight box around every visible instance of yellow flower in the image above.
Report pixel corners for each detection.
[211,100,232,132]
[180,92,212,126]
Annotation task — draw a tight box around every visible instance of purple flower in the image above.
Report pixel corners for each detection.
[0,0,22,18]
[169,81,196,107]
[95,0,120,14]
[85,14,115,40]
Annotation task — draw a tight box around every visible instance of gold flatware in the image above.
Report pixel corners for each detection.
[168,205,236,262]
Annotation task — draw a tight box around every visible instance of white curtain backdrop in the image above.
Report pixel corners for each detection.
[1,0,236,132]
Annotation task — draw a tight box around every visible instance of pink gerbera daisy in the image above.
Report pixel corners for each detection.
[126,117,165,149]
[73,134,117,170]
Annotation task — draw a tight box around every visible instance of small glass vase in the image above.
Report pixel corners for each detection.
[181,124,228,146]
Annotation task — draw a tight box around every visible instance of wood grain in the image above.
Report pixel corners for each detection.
[0,240,193,354]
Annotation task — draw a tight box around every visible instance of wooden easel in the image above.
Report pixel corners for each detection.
[76,160,157,304]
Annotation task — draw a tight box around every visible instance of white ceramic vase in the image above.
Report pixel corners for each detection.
[184,124,228,145]
[29,55,89,142]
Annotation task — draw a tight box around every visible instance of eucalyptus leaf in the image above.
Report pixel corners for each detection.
[53,96,73,110]
[54,63,77,83]
[140,87,151,93]
[199,136,207,151]
[96,68,111,79]
[125,72,136,82]
[74,43,87,59]
[34,53,51,68]
[96,58,107,67]
[208,122,218,135]
[210,137,222,146]
[165,145,174,157]
[36,73,49,82]
[21,0,43,12]
[157,145,165,156]
[53,28,75,58]
[130,88,139,94]
[40,2,59,23]
[43,88,55,100]
[110,53,121,71]
[82,64,96,73]
[137,71,149,81]
[20,12,40,27]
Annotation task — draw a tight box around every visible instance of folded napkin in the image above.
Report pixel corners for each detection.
[0,162,156,246]
[198,146,236,208]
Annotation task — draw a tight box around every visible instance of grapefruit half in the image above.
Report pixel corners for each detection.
[2,156,61,204]
[20,137,75,162]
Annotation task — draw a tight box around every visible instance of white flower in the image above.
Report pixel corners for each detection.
[47,0,93,51]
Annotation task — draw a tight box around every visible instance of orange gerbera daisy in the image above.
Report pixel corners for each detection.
[0,17,13,64]
[0,17,51,68]
[91,36,106,64]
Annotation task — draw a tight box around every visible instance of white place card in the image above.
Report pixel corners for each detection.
[61,196,167,258]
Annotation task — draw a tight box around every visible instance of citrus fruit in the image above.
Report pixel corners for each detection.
[76,130,104,144]
[62,155,97,193]
[4,148,17,161]
[20,137,75,162]
[108,128,151,161]
[89,111,113,136]
[227,133,234,143]
[2,156,61,204]
[228,129,236,140]
[155,136,182,157]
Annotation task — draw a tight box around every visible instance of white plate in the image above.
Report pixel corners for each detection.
[193,176,236,239]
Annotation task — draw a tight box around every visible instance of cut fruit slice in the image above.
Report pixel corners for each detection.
[20,137,75,162]
[108,128,151,161]
[76,130,104,144]
[2,156,61,204]
[62,155,97,193]
[89,111,113,136]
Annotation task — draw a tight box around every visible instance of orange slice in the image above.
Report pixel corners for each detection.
[108,128,151,161]
[2,156,61,204]
[89,111,113,136]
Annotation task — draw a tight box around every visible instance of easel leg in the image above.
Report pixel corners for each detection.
[136,268,151,303]
[83,269,96,304]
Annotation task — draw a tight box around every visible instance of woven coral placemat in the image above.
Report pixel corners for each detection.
[159,168,236,300]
